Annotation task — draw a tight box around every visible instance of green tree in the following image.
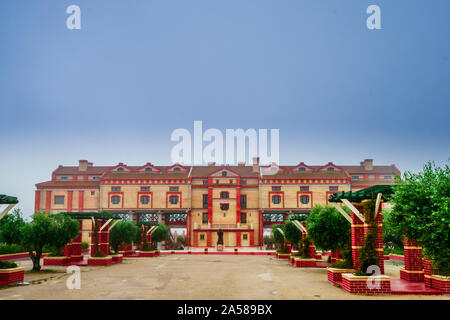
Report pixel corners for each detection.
[283,221,302,249]
[307,205,350,252]
[19,212,79,271]
[109,221,138,253]
[390,161,450,275]
[382,209,404,252]
[151,223,169,249]
[0,208,25,245]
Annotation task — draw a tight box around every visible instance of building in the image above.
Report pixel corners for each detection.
[34,159,400,248]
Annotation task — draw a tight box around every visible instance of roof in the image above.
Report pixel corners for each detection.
[328,185,395,203]
[59,212,121,220]
[342,165,401,175]
[0,194,18,204]
[36,181,100,188]
[190,166,259,177]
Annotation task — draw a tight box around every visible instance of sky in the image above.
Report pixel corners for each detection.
[0,0,449,218]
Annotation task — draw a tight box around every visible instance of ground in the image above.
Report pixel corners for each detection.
[0,255,449,300]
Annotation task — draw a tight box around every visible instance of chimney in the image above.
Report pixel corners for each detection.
[88,162,93,167]
[238,162,246,167]
[360,159,373,171]
[252,157,260,173]
[78,160,88,172]
[208,162,215,166]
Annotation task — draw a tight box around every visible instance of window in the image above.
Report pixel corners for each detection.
[329,186,338,191]
[173,167,181,172]
[298,167,306,172]
[241,180,247,185]
[300,186,309,192]
[384,175,392,180]
[240,195,247,209]
[300,195,310,205]
[243,234,248,240]
[169,187,179,192]
[112,187,121,192]
[60,176,68,180]
[145,167,152,172]
[141,187,150,191]
[54,196,64,205]
[140,196,150,205]
[272,195,281,204]
[111,196,121,204]
[368,174,375,180]
[220,191,229,199]
[169,196,179,204]
[327,167,334,172]
[229,179,233,184]
[117,167,124,172]
[92,176,100,180]
[200,234,205,240]
[220,203,229,210]
[202,195,208,209]
[222,171,227,177]
[351,175,360,180]
[90,191,95,196]
[203,180,208,185]
[240,213,247,224]
[202,213,209,224]
[272,186,281,191]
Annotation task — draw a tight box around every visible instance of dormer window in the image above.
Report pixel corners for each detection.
[220,191,229,199]
[222,171,227,177]
[145,167,152,172]
[327,167,334,172]
[60,176,68,180]
[298,167,306,172]
[117,167,124,172]
[173,167,180,172]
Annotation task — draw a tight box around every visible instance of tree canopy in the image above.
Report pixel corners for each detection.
[150,223,169,249]
[283,221,302,247]
[306,205,350,252]
[0,208,25,244]
[390,161,450,275]
[109,221,138,253]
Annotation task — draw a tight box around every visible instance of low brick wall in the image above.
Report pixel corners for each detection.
[88,256,113,266]
[294,258,317,268]
[43,256,71,266]
[0,267,25,287]
[276,253,290,260]
[430,275,450,294]
[327,268,355,285]
[400,269,424,282]
[341,273,391,295]
[389,254,405,262]
[137,250,160,257]
[111,255,123,264]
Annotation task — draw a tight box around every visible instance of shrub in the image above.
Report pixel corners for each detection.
[0,243,27,255]
[0,260,18,269]
[81,242,89,250]
[150,223,169,249]
[109,221,138,253]
[284,221,302,249]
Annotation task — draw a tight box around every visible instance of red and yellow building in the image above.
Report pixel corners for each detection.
[35,159,400,248]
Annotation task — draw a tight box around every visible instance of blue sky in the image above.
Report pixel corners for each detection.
[0,0,449,217]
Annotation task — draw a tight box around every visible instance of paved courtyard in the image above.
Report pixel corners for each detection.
[0,255,448,300]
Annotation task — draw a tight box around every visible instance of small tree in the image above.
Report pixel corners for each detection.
[283,221,302,249]
[355,199,379,276]
[150,223,169,249]
[307,205,353,268]
[109,221,138,254]
[390,161,450,275]
[272,224,287,253]
[177,235,186,247]
[0,208,25,245]
[48,214,80,256]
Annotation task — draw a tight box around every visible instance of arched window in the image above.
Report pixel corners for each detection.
[272,195,281,204]
[220,191,229,199]
[111,196,121,204]
[300,195,309,204]
[140,196,150,204]
[117,167,124,172]
[169,196,179,204]
[222,171,227,177]
[220,203,229,210]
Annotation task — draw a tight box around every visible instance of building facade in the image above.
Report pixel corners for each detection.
[35,159,400,247]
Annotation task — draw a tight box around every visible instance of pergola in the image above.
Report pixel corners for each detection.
[0,194,19,220]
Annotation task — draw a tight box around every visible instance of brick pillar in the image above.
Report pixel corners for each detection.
[34,190,41,213]
[91,219,110,256]
[374,209,385,274]
[259,211,263,246]
[208,186,213,224]
[351,205,365,270]
[186,211,191,247]
[308,244,316,259]
[250,230,255,247]
[236,231,241,247]
[423,258,433,288]
[331,250,340,263]
[70,220,83,262]
[45,190,51,212]
[400,238,424,282]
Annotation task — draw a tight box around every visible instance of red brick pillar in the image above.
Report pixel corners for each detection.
[91,219,110,256]
[423,257,433,288]
[308,243,316,259]
[258,211,263,246]
[250,230,255,247]
[45,190,51,212]
[70,220,83,262]
[67,191,73,212]
[287,242,292,253]
[400,238,424,282]
[374,210,385,274]
[351,205,365,270]
[331,250,340,263]
[186,212,191,247]
[193,231,198,247]
[34,190,41,213]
